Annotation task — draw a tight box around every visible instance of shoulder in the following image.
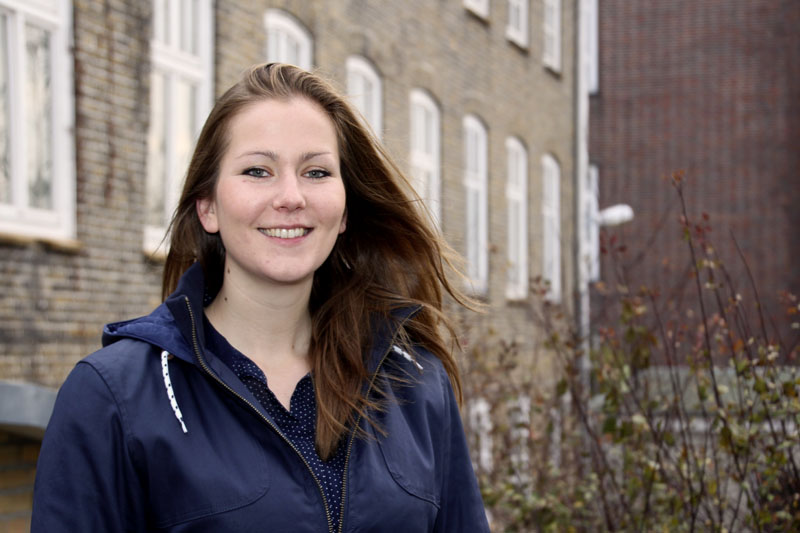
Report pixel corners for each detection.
[81,338,161,390]
[58,338,168,427]
[381,342,455,418]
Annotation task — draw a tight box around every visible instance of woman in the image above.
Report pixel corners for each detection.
[32,63,490,532]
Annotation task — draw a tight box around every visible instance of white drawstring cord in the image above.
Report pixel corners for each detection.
[393,345,423,371]
[161,350,188,434]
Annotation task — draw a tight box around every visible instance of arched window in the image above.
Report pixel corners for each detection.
[146,0,214,254]
[346,56,382,138]
[463,114,489,294]
[409,89,441,225]
[506,0,529,47]
[542,153,561,302]
[264,9,312,70]
[505,137,528,300]
[543,0,562,72]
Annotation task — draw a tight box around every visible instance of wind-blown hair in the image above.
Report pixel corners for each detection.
[163,63,472,459]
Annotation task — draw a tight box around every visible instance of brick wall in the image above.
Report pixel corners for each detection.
[589,0,800,340]
[0,431,40,532]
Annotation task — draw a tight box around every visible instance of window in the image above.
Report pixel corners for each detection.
[264,9,312,70]
[506,0,529,47]
[0,0,74,241]
[542,154,561,302]
[463,115,489,294]
[346,56,382,139]
[464,0,490,19]
[469,397,493,472]
[543,0,562,72]
[584,164,599,281]
[505,137,528,300]
[147,0,213,254]
[509,395,531,484]
[409,89,441,225]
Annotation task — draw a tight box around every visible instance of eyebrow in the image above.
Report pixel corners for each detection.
[236,150,333,163]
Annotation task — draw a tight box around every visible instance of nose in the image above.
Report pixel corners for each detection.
[272,174,306,211]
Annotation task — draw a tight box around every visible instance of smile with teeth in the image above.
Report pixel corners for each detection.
[260,227,310,239]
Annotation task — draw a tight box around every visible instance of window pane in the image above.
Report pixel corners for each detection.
[467,187,479,277]
[0,15,10,204]
[424,108,434,155]
[153,0,168,44]
[173,78,196,196]
[146,72,167,227]
[180,0,198,54]
[26,24,53,210]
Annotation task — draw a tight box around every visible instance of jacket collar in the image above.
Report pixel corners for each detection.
[102,262,210,366]
[102,262,423,374]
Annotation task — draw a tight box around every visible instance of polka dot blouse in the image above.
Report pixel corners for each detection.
[204,316,347,532]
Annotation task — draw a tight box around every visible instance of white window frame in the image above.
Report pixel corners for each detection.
[264,9,312,70]
[506,0,529,48]
[146,0,214,255]
[543,0,562,72]
[463,114,489,295]
[346,55,382,139]
[469,397,493,472]
[464,0,490,19]
[542,153,561,302]
[505,137,528,300]
[409,89,441,226]
[0,0,75,241]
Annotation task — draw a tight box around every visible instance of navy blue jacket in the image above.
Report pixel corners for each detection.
[32,264,490,532]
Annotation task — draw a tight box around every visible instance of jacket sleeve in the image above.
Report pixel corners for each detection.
[434,369,491,532]
[32,361,146,532]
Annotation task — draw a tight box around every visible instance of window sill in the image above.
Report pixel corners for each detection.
[0,230,82,253]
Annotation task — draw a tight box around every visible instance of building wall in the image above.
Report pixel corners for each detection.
[589,1,800,334]
[0,0,579,525]
[0,0,160,390]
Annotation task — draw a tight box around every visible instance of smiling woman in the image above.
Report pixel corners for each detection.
[31,63,490,533]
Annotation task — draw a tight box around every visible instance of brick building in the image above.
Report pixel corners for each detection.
[0,0,580,527]
[588,0,800,339]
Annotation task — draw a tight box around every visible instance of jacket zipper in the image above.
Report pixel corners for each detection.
[183,298,336,532]
[337,318,411,533]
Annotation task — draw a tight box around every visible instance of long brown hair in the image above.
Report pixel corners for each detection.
[163,63,473,459]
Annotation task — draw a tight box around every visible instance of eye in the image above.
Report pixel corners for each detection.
[243,167,270,178]
[305,168,331,179]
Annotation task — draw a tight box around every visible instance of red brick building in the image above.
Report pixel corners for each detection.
[588,0,800,342]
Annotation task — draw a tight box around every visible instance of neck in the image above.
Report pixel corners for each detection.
[205,273,313,369]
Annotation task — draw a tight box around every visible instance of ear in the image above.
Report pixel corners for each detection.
[196,198,219,234]
[338,208,347,234]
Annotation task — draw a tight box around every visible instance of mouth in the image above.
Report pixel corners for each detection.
[259,227,311,239]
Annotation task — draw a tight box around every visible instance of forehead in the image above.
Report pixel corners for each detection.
[228,97,336,140]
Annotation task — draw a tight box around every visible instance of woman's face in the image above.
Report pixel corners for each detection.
[197,97,347,292]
